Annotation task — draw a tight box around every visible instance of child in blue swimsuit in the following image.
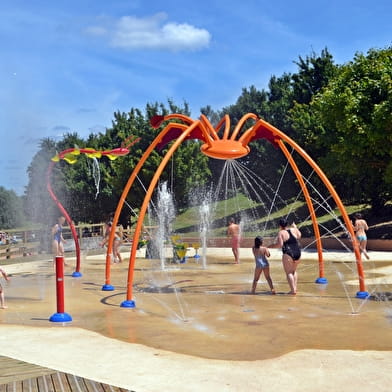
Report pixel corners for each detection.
[51,216,67,264]
[251,236,275,294]
[353,213,370,260]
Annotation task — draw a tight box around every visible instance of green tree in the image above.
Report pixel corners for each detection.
[144,101,211,209]
[301,47,392,212]
[101,107,163,225]
[292,48,336,105]
[94,101,211,224]
[23,100,211,227]
[265,73,293,132]
[217,78,297,203]
[200,105,221,127]
[290,49,338,151]
[24,138,59,225]
[0,186,25,229]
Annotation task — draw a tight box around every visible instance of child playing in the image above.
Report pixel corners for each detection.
[51,216,68,265]
[100,222,123,263]
[0,267,10,308]
[353,213,370,260]
[251,236,275,294]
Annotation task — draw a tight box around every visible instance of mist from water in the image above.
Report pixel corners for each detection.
[155,182,176,269]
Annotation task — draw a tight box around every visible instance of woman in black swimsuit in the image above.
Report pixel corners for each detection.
[269,218,302,295]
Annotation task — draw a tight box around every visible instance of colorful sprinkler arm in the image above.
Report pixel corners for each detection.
[47,138,140,277]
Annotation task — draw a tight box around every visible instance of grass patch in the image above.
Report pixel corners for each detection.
[170,196,375,238]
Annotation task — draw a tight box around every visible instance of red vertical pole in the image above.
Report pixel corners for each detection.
[49,256,72,322]
[55,256,65,313]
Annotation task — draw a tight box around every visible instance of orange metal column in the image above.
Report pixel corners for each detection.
[121,121,202,306]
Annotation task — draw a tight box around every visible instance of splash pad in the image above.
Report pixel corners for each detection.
[7,115,391,391]
[2,249,391,361]
[105,113,368,306]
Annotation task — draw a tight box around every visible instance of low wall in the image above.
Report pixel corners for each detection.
[182,237,392,252]
[0,242,40,259]
[300,238,392,252]
[182,237,271,248]
[38,235,392,254]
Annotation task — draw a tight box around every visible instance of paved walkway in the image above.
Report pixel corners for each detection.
[0,248,391,391]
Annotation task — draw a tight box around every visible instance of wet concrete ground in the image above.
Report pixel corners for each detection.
[1,247,391,361]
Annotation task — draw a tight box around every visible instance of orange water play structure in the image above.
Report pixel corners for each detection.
[47,137,140,277]
[103,113,368,306]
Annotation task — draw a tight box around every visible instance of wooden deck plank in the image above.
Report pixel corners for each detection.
[100,384,132,392]
[36,376,45,392]
[22,378,38,392]
[28,377,40,392]
[83,378,103,392]
[0,357,54,385]
[51,372,71,392]
[1,381,15,392]
[41,375,56,392]
[65,375,85,392]
[0,356,133,392]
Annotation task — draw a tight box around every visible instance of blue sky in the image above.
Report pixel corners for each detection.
[1,0,391,195]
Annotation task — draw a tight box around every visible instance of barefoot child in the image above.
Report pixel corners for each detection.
[0,267,10,308]
[251,236,275,294]
[353,213,370,260]
[100,222,123,263]
[51,216,68,266]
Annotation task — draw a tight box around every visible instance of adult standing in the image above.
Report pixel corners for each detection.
[227,217,241,264]
[353,213,370,260]
[269,219,301,295]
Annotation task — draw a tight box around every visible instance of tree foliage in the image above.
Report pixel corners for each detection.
[0,186,25,229]
[24,138,59,225]
[23,101,211,227]
[17,46,391,231]
[292,47,392,212]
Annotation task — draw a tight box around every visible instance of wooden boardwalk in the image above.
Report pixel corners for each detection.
[0,356,134,392]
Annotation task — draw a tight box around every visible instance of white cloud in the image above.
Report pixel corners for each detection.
[87,13,211,52]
